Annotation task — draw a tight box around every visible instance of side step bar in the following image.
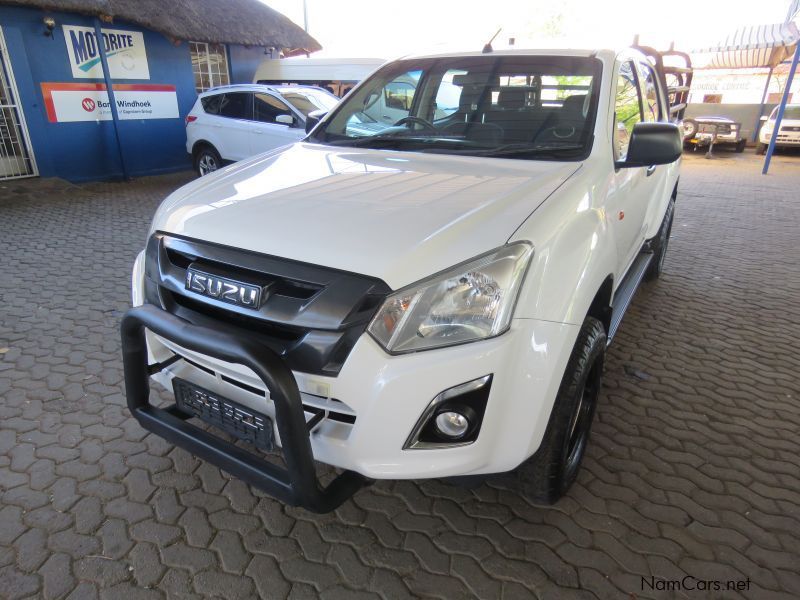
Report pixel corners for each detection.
[607,251,653,345]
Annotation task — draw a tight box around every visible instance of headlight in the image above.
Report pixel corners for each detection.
[368,243,533,354]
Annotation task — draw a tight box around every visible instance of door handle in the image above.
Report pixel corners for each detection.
[251,129,264,134]
[646,165,657,176]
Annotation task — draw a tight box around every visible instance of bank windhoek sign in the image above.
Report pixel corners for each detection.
[63,25,150,80]
[41,83,178,122]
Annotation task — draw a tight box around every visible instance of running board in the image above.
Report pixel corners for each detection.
[607,252,653,345]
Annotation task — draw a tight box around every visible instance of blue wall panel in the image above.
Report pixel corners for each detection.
[0,5,208,181]
[228,44,266,84]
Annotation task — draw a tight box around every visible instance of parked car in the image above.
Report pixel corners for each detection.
[124,45,689,512]
[682,116,746,153]
[756,104,800,154]
[185,84,340,176]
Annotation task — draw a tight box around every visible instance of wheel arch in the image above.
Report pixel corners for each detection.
[586,275,614,333]
[191,140,218,158]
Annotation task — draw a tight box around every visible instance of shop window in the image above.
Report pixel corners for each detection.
[191,42,230,93]
[767,92,793,103]
[703,94,722,104]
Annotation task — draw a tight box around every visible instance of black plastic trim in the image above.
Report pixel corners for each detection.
[121,304,369,512]
[145,232,391,376]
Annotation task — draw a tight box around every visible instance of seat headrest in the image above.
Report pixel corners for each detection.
[497,88,526,110]
[561,94,588,117]
[452,73,499,88]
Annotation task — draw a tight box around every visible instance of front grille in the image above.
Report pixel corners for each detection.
[698,123,733,135]
[145,233,391,376]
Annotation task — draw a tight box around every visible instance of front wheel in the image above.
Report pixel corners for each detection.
[755,142,767,155]
[194,145,222,177]
[518,317,606,504]
[735,139,746,153]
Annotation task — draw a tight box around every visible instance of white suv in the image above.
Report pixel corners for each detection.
[756,104,800,154]
[185,84,339,176]
[125,46,689,512]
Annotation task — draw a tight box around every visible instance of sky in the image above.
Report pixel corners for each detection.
[265,0,796,59]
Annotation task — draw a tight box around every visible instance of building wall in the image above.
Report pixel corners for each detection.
[0,5,263,182]
[228,44,267,84]
[688,69,800,104]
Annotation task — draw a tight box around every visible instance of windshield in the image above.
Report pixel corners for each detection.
[770,105,800,120]
[309,55,601,160]
[279,87,340,117]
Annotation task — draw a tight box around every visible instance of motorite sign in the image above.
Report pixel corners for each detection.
[41,83,179,123]
[63,25,150,80]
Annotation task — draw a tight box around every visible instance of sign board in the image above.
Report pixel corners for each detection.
[41,83,179,122]
[63,25,150,80]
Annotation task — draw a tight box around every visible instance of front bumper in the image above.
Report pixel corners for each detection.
[688,133,740,146]
[761,132,800,146]
[121,304,369,513]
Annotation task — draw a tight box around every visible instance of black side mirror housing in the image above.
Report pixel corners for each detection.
[305,110,328,134]
[616,122,682,169]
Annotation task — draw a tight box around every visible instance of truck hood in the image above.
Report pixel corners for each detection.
[154,143,580,289]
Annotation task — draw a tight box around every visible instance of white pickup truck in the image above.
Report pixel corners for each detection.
[122,45,691,512]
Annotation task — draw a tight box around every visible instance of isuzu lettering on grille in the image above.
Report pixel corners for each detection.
[185,267,264,309]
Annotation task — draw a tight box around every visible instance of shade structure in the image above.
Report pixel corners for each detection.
[695,20,799,69]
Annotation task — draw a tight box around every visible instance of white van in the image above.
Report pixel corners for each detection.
[254,57,385,97]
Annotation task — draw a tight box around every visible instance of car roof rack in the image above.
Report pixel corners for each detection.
[632,36,693,123]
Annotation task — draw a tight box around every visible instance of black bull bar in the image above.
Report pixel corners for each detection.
[120,304,369,513]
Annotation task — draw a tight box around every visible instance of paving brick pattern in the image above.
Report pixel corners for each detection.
[1,151,799,599]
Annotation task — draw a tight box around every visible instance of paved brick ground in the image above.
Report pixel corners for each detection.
[1,150,799,599]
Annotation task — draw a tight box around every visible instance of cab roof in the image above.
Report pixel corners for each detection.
[397,48,619,62]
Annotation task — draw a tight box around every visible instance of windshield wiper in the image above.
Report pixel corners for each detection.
[325,133,409,147]
[325,135,480,149]
[470,143,585,157]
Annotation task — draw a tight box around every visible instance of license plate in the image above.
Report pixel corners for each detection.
[172,378,273,450]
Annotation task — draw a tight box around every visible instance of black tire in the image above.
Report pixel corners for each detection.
[194,145,222,177]
[755,142,767,155]
[682,119,698,141]
[517,317,606,504]
[645,197,675,281]
[735,139,747,153]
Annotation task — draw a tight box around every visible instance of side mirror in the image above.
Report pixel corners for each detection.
[759,115,769,122]
[616,122,682,169]
[305,109,328,133]
[275,114,295,126]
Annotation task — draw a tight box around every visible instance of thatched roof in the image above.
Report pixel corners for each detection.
[2,0,321,52]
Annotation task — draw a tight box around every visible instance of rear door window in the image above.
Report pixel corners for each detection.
[218,92,252,120]
[200,94,223,115]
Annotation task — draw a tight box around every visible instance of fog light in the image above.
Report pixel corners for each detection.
[435,411,470,439]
